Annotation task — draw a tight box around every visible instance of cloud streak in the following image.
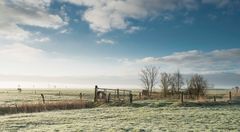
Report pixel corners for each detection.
[0,0,66,41]
[96,39,115,45]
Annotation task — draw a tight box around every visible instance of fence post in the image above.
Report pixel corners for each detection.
[80,93,82,100]
[41,94,45,104]
[213,96,216,102]
[58,91,61,96]
[129,93,133,103]
[94,85,98,102]
[117,89,120,100]
[107,93,111,103]
[139,92,142,100]
[181,92,184,104]
[229,91,232,103]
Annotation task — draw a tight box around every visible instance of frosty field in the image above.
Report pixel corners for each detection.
[1,104,240,131]
[0,89,239,131]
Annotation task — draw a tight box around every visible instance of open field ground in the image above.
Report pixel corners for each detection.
[0,88,231,106]
[0,89,239,131]
[0,89,95,106]
[1,102,240,131]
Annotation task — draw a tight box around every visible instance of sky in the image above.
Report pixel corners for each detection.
[0,0,240,89]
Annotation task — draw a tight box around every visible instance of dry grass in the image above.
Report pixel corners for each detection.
[0,100,95,115]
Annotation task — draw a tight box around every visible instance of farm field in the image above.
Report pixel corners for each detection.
[0,89,238,131]
[0,88,230,106]
[1,103,240,131]
[0,89,95,106]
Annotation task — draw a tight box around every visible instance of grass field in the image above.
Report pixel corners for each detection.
[0,89,95,106]
[0,89,238,131]
[1,103,240,131]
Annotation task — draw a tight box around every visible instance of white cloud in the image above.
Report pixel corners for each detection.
[126,26,142,34]
[59,29,71,34]
[96,39,115,45]
[0,0,66,40]
[64,0,199,34]
[126,49,240,74]
[33,37,50,43]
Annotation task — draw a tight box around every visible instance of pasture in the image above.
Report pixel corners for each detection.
[1,101,240,131]
[0,88,239,131]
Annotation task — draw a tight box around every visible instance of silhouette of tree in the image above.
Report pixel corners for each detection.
[140,66,159,96]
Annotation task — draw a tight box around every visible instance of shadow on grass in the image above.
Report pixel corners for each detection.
[178,101,240,107]
[106,99,240,108]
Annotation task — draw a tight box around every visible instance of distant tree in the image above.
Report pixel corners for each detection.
[140,66,159,96]
[187,74,208,99]
[160,72,172,97]
[170,70,184,95]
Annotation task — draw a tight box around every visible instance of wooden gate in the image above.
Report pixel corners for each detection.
[94,85,132,103]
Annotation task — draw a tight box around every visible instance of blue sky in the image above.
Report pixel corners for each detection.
[0,0,240,88]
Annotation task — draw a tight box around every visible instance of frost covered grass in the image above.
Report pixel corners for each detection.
[1,104,240,131]
[0,89,239,131]
[0,89,94,106]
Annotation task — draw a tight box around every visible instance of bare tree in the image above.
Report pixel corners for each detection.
[140,66,159,96]
[187,74,208,99]
[170,70,184,95]
[160,72,172,97]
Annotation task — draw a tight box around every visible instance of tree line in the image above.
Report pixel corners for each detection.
[140,66,208,99]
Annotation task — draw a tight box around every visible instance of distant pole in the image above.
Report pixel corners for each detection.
[41,94,45,104]
[117,89,120,100]
[229,91,232,103]
[107,93,111,103]
[80,93,82,100]
[181,91,184,104]
[129,93,133,103]
[213,96,216,102]
[94,85,98,102]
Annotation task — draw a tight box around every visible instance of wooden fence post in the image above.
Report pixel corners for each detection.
[94,85,98,102]
[117,89,120,100]
[181,92,184,104]
[107,93,111,103]
[80,93,82,100]
[213,96,216,102]
[229,91,232,103]
[58,91,61,96]
[41,94,45,104]
[129,93,133,103]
